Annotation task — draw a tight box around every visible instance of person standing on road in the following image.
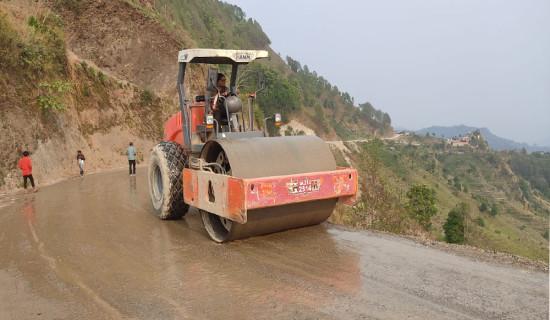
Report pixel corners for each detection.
[126,142,136,176]
[18,151,38,194]
[77,150,85,176]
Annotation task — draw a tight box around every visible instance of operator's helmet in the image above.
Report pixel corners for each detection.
[224,96,243,114]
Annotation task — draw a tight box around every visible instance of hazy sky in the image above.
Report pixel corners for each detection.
[228,0,550,146]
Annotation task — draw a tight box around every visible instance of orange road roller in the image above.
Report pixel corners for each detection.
[148,49,358,242]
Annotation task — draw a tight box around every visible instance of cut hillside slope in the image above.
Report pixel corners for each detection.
[61,0,183,94]
[0,47,172,192]
[0,0,184,192]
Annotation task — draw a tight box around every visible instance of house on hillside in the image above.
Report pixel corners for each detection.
[447,134,471,147]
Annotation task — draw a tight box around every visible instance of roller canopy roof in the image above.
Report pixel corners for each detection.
[178,49,268,64]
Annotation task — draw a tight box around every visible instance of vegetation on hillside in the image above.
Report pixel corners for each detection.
[285,56,391,138]
[443,203,468,244]
[331,133,549,261]
[0,10,68,110]
[0,8,70,183]
[507,150,550,200]
[152,0,270,49]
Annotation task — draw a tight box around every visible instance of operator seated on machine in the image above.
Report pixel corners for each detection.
[212,73,229,128]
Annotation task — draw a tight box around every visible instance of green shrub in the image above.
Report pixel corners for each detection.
[27,15,40,30]
[38,80,73,112]
[97,71,105,84]
[476,217,485,227]
[405,184,438,226]
[20,44,46,79]
[444,208,465,244]
[284,126,294,136]
[140,88,154,105]
[479,202,488,212]
[87,66,96,78]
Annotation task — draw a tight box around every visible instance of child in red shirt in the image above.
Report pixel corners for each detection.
[18,151,38,194]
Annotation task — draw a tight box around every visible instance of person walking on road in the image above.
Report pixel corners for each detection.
[126,142,137,176]
[18,151,38,194]
[77,150,86,176]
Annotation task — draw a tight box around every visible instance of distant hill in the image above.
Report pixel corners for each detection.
[415,125,550,152]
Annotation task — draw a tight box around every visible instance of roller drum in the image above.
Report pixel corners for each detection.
[200,135,338,242]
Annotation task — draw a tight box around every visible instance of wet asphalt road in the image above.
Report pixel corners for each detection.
[0,167,548,319]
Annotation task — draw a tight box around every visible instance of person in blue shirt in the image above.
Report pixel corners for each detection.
[126,142,137,176]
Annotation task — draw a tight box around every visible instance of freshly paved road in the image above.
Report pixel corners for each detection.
[0,167,547,319]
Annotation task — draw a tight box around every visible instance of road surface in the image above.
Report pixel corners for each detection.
[0,167,547,319]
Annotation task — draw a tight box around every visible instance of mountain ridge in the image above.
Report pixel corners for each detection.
[415,125,550,152]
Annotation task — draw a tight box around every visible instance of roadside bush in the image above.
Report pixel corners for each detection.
[444,207,466,244]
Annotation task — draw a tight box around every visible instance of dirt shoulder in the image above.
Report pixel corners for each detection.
[411,235,549,273]
[327,224,548,273]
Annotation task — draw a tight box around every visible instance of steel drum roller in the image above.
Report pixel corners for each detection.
[200,135,338,242]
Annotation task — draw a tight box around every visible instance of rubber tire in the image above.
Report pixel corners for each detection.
[148,141,189,219]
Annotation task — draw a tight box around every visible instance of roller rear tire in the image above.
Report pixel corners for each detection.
[148,141,189,219]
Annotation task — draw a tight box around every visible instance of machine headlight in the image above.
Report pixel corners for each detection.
[205,114,214,128]
[205,114,214,125]
[274,113,281,126]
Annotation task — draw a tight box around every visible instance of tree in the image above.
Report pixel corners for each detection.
[444,203,469,244]
[359,102,375,121]
[374,109,383,124]
[314,103,328,134]
[405,184,438,226]
[285,56,301,73]
[382,112,391,127]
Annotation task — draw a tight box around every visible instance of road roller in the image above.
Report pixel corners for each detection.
[148,49,358,242]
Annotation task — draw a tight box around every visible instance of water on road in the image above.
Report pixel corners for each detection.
[0,167,547,319]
